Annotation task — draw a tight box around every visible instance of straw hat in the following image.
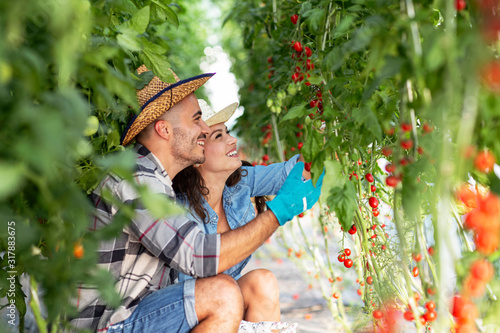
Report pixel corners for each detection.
[198,99,239,126]
[120,65,214,145]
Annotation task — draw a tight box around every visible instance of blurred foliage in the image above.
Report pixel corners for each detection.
[0,0,213,330]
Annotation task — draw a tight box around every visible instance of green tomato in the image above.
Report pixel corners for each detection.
[266,98,274,108]
[84,116,99,136]
[304,115,312,125]
[287,83,297,96]
[270,105,277,113]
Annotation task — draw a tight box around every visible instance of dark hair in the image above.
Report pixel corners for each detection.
[172,161,268,223]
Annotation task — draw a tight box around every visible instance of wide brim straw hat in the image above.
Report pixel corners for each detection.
[120,65,214,146]
[198,99,239,126]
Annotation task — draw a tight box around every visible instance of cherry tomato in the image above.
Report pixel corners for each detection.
[344,259,353,268]
[348,225,357,234]
[369,197,379,208]
[344,248,351,256]
[366,276,373,285]
[365,173,374,182]
[73,243,84,259]
[262,154,269,161]
[304,162,312,172]
[412,266,419,277]
[385,164,395,173]
[404,310,415,321]
[293,41,303,53]
[373,209,380,217]
[413,253,422,262]
[401,123,412,132]
[386,175,400,188]
[373,310,383,319]
[423,310,437,322]
[371,185,377,192]
[338,254,346,262]
[455,0,466,11]
[401,139,414,150]
[425,301,436,311]
[297,142,303,150]
[305,46,312,57]
[290,14,299,24]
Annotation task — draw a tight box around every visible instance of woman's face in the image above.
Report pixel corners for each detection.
[198,123,242,176]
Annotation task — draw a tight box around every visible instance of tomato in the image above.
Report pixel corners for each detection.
[309,99,318,108]
[348,225,357,234]
[412,266,419,277]
[290,14,299,25]
[306,58,314,70]
[412,253,422,262]
[298,142,303,150]
[293,293,300,300]
[381,245,386,250]
[344,248,351,256]
[73,243,84,259]
[470,259,494,282]
[401,122,412,132]
[475,230,499,255]
[425,301,436,311]
[400,139,413,150]
[371,185,377,192]
[385,164,395,173]
[427,247,435,256]
[291,73,299,82]
[338,254,346,262]
[423,310,437,322]
[349,172,358,180]
[262,154,269,161]
[455,0,467,11]
[381,146,393,156]
[305,46,312,57]
[304,162,312,172]
[333,292,339,299]
[366,276,373,285]
[298,212,304,218]
[293,41,303,53]
[369,197,379,208]
[413,292,421,303]
[386,175,400,188]
[474,150,495,173]
[296,132,303,138]
[365,173,374,182]
[357,288,362,295]
[373,310,383,319]
[404,310,415,321]
[423,123,433,133]
[344,259,353,268]
[373,209,380,217]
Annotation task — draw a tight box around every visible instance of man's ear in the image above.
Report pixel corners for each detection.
[154,119,172,140]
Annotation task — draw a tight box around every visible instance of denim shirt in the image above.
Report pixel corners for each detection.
[176,155,300,281]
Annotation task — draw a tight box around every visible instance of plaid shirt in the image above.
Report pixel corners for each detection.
[71,144,220,332]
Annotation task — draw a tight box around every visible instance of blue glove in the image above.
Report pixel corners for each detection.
[266,162,324,226]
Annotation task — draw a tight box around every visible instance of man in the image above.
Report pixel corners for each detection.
[72,65,323,332]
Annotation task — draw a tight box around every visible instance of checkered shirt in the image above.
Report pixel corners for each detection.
[71,144,220,331]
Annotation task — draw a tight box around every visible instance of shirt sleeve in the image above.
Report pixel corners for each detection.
[241,154,300,197]
[116,177,220,279]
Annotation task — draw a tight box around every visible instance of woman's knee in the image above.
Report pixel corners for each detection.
[195,274,244,317]
[245,269,279,299]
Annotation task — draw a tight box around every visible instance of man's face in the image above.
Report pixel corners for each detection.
[169,94,210,166]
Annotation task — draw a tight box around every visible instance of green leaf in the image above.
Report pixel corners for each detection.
[133,70,155,89]
[130,6,150,34]
[0,163,24,199]
[139,39,174,83]
[281,102,307,122]
[323,47,345,72]
[151,0,179,28]
[327,181,357,231]
[319,160,346,203]
[351,107,382,141]
[117,27,142,51]
[332,15,356,39]
[305,8,326,34]
[302,129,324,162]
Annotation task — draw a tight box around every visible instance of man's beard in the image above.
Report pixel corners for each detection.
[172,127,206,166]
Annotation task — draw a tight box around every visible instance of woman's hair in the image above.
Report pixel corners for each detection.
[172,161,268,223]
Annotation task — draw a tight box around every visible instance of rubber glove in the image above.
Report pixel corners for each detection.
[266,162,324,226]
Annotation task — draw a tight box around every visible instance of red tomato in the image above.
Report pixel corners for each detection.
[298,142,303,150]
[369,197,379,208]
[455,0,466,11]
[373,209,380,217]
[474,150,495,173]
[371,185,377,192]
[365,173,374,182]
[366,276,373,285]
[262,154,269,161]
[344,259,353,268]
[381,146,393,156]
[425,301,436,311]
[386,175,400,188]
[412,253,422,262]
[290,14,299,25]
[385,164,395,173]
[423,310,437,322]
[372,310,383,319]
[412,266,419,277]
[423,123,433,133]
[293,41,303,53]
[348,225,357,234]
[401,123,412,132]
[305,46,312,57]
[401,139,414,150]
[404,310,415,321]
[304,162,312,172]
[344,248,351,256]
[338,254,346,262]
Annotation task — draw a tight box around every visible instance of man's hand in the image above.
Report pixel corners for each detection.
[266,162,324,226]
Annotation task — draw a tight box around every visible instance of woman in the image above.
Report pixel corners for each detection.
[172,99,309,327]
